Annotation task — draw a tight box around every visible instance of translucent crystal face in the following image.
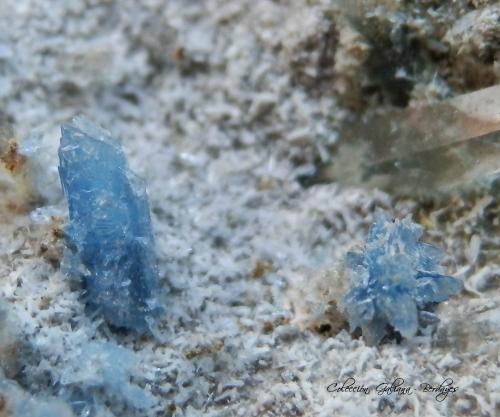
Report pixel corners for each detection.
[58,116,162,333]
[305,85,500,195]
[343,211,463,345]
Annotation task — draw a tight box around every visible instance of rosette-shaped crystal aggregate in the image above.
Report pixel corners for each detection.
[343,212,463,345]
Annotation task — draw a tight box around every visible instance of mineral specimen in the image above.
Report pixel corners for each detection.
[342,211,463,345]
[58,116,162,332]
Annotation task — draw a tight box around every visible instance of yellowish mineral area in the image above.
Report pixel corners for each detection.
[0,128,36,219]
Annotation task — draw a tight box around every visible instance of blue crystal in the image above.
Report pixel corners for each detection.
[343,211,463,345]
[58,116,162,332]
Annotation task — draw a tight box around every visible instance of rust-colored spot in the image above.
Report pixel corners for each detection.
[184,340,224,359]
[39,296,51,310]
[251,260,272,279]
[311,300,349,337]
[256,176,276,191]
[51,224,64,239]
[1,141,26,174]
[5,202,19,212]
[39,243,48,254]
[262,314,290,334]
[39,243,62,269]
[173,46,185,61]
[262,321,274,334]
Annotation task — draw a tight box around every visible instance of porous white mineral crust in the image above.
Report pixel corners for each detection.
[0,1,498,416]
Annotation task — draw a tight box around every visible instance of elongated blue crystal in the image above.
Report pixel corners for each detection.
[343,211,463,345]
[58,116,162,332]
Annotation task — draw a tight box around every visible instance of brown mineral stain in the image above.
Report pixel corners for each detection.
[184,340,224,359]
[0,394,8,417]
[5,202,20,212]
[1,197,35,219]
[39,234,64,268]
[0,141,26,174]
[262,321,274,334]
[312,300,349,337]
[173,46,185,61]
[51,221,65,239]
[251,260,272,279]
[39,296,51,310]
[256,176,276,191]
[262,314,290,334]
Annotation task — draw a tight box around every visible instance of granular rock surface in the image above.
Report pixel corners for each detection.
[0,1,498,416]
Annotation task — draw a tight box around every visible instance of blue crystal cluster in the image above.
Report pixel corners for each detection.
[58,116,162,332]
[343,211,463,345]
